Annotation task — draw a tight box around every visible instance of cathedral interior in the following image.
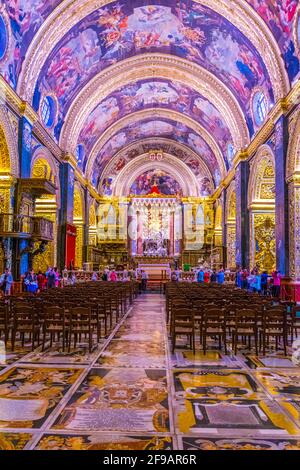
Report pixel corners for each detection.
[0,0,300,452]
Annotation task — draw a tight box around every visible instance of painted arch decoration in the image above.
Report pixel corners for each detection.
[99,138,214,197]
[31,0,274,137]
[88,117,222,189]
[76,78,234,168]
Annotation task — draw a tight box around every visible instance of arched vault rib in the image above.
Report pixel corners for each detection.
[99,137,214,191]
[85,108,227,182]
[17,0,289,104]
[112,153,201,198]
[60,55,249,152]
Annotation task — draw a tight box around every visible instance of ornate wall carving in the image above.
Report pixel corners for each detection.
[253,214,276,273]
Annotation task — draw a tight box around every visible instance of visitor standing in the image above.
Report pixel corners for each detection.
[261,271,268,296]
[204,270,210,283]
[47,268,56,289]
[0,268,13,296]
[217,268,225,284]
[272,270,281,298]
[141,270,148,291]
[197,268,204,283]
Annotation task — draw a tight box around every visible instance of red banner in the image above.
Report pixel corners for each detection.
[65,223,77,269]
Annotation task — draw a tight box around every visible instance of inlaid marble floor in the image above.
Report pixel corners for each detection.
[0,294,300,450]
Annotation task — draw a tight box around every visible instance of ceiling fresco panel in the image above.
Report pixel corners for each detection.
[31,0,274,138]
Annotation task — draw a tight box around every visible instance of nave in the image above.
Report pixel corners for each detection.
[0,293,300,451]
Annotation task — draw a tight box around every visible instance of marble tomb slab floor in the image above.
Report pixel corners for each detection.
[32,433,174,451]
[1,293,300,450]
[20,343,105,365]
[51,368,170,433]
[175,398,300,436]
[253,370,300,399]
[179,436,300,451]
[0,365,85,429]
[173,369,266,400]
[0,432,34,450]
[241,354,297,370]
[171,350,242,369]
[97,341,166,368]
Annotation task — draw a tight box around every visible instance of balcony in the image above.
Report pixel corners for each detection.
[0,214,54,241]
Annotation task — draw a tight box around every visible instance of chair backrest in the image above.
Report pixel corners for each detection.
[263,310,286,329]
[173,308,194,323]
[235,309,257,328]
[70,307,91,325]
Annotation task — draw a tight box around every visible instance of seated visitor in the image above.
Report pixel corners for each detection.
[25,270,38,293]
[91,271,99,281]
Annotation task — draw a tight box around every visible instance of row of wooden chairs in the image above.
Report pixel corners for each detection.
[0,281,138,352]
[171,307,288,356]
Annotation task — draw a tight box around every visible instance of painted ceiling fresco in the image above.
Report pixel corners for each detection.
[0,0,62,88]
[129,169,183,196]
[90,118,221,189]
[99,140,215,197]
[32,0,274,136]
[76,79,233,164]
[246,0,299,81]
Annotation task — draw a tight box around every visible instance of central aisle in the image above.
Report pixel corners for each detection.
[3,292,300,450]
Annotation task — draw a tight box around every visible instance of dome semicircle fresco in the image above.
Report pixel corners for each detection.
[88,118,222,190]
[98,137,215,197]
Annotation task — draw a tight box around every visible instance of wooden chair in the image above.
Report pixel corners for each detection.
[231,309,258,355]
[42,306,67,351]
[260,310,287,356]
[68,307,93,353]
[11,305,40,351]
[171,308,195,354]
[202,308,227,355]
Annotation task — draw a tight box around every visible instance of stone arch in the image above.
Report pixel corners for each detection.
[86,108,226,183]
[30,147,60,271]
[248,145,276,272]
[112,153,201,198]
[248,145,275,206]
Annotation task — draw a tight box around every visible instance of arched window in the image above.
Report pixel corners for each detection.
[0,15,8,61]
[253,91,268,126]
[41,96,56,128]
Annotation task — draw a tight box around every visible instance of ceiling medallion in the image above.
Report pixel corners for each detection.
[148,150,164,162]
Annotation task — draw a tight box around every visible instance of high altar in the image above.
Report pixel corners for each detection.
[92,189,219,270]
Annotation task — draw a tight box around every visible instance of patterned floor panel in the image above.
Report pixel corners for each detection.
[0,293,299,450]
